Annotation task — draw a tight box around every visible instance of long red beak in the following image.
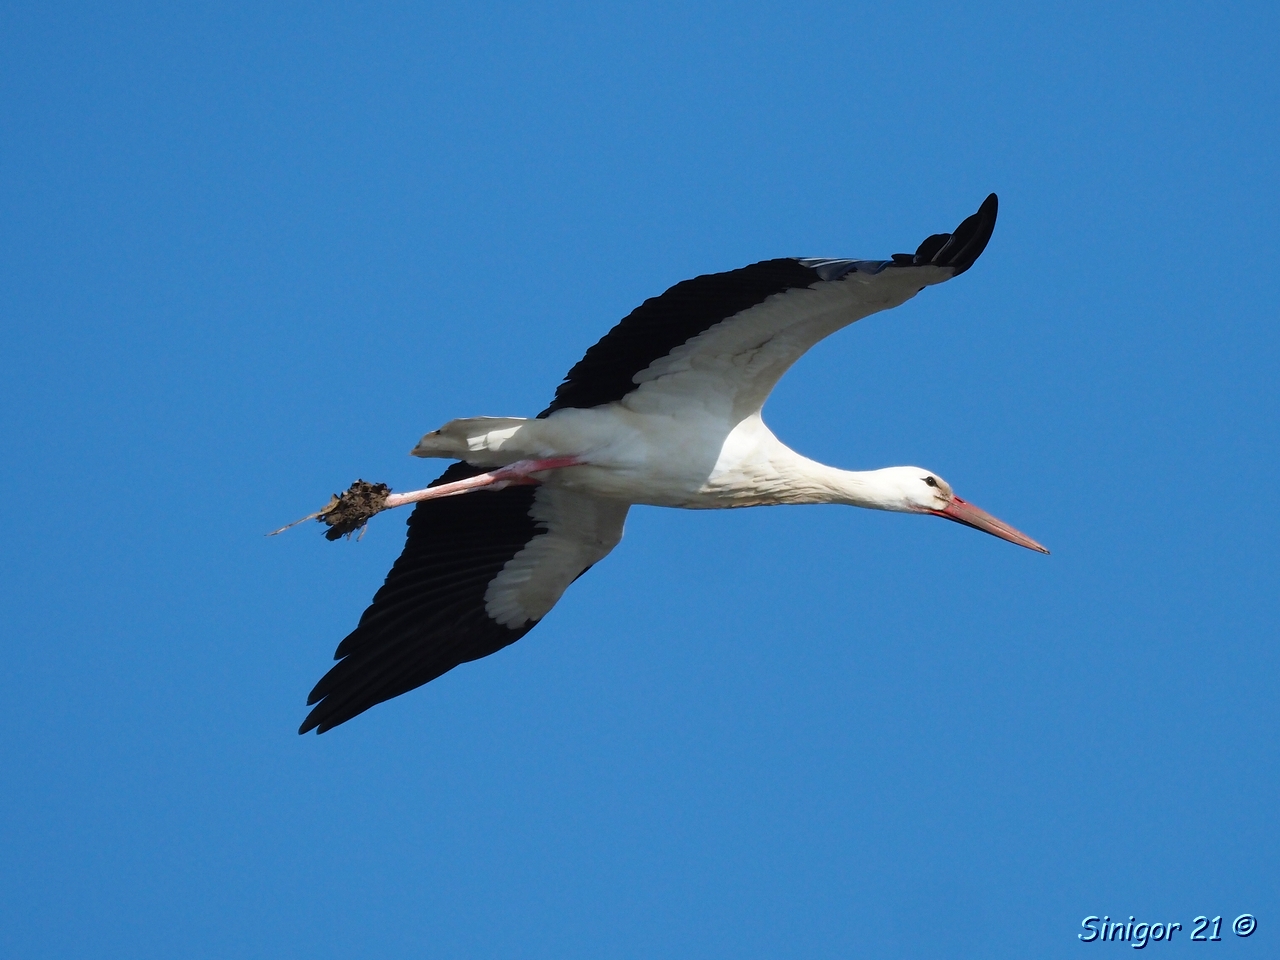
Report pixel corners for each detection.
[932,496,1049,554]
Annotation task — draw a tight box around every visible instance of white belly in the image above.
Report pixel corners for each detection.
[536,408,798,509]
[415,404,806,508]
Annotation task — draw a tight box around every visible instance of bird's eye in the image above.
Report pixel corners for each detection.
[923,476,938,487]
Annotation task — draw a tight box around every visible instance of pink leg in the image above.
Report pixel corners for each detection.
[383,456,583,508]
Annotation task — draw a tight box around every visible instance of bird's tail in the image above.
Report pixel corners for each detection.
[410,416,531,462]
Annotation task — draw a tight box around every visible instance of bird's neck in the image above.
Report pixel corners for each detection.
[706,418,922,512]
[779,460,917,511]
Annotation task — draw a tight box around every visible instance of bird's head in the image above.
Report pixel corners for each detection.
[872,467,1048,554]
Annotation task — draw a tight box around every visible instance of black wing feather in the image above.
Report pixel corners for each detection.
[299,462,541,734]
[901,193,998,275]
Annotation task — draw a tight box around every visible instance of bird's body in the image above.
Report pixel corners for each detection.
[416,411,937,510]
[294,194,1047,734]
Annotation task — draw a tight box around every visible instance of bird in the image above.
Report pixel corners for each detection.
[294,193,1046,734]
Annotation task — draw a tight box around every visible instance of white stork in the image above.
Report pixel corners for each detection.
[295,193,1046,734]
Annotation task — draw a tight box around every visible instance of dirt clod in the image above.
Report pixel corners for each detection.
[317,480,391,540]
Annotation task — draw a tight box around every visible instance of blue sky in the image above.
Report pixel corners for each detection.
[2,2,1277,957]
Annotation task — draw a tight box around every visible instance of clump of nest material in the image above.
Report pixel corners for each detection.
[269,480,390,540]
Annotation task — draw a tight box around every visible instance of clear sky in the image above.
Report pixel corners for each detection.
[2,2,1277,957]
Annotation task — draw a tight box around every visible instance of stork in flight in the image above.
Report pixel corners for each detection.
[293,193,1046,734]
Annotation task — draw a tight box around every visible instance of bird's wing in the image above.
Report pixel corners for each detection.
[300,463,629,734]
[539,194,997,420]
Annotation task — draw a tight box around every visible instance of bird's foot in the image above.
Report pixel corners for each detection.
[267,479,391,541]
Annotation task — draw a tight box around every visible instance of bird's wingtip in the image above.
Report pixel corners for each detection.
[298,714,332,735]
[944,193,999,276]
[298,694,331,733]
[896,193,999,276]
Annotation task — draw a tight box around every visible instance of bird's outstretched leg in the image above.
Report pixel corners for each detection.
[269,456,583,541]
[384,456,583,507]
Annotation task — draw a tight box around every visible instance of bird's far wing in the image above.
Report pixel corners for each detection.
[300,463,629,734]
[538,194,997,420]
